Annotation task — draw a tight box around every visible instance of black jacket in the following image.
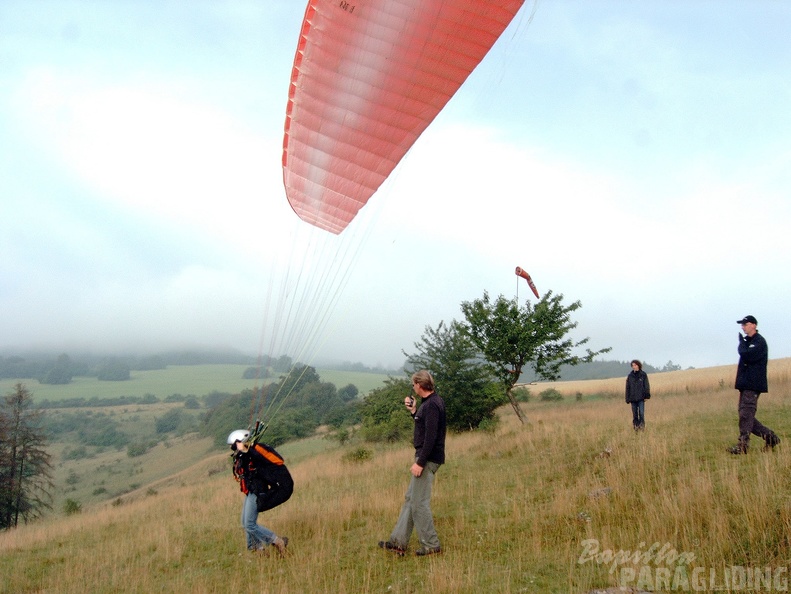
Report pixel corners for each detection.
[233,443,294,511]
[625,370,650,403]
[735,332,768,393]
[413,392,446,467]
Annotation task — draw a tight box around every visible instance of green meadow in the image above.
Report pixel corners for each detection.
[0,365,393,402]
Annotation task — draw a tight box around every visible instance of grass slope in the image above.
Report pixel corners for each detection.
[2,361,791,593]
[0,365,392,402]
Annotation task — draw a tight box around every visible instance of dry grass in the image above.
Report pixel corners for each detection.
[2,359,791,593]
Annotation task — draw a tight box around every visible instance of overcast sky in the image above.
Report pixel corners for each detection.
[1,1,789,371]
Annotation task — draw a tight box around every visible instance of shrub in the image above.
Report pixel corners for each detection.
[478,416,500,433]
[539,388,563,402]
[513,386,532,402]
[127,442,151,457]
[64,499,82,515]
[342,447,372,463]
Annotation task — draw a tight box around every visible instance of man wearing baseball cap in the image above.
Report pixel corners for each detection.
[729,315,780,454]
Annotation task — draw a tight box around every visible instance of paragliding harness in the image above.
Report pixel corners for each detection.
[232,421,294,513]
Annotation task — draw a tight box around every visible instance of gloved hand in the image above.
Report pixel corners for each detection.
[738,333,745,342]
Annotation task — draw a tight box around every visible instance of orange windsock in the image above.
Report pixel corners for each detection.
[515,266,540,299]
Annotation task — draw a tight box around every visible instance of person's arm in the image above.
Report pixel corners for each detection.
[739,334,767,363]
[415,402,438,469]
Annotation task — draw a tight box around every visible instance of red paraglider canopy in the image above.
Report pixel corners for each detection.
[283,0,526,234]
[515,266,539,299]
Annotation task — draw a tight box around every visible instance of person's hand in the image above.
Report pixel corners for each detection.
[410,462,423,477]
[404,395,417,414]
[738,332,745,342]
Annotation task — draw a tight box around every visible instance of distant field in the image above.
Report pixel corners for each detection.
[0,365,393,402]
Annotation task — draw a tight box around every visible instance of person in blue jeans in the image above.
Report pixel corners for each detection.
[625,360,650,430]
[379,370,446,557]
[227,429,292,555]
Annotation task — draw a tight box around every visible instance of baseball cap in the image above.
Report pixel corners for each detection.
[736,315,757,325]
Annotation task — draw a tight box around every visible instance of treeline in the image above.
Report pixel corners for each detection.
[318,360,403,375]
[518,359,686,383]
[0,350,402,385]
[0,350,257,384]
[202,364,361,447]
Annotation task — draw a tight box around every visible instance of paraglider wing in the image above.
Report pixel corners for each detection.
[515,266,539,299]
[283,0,526,234]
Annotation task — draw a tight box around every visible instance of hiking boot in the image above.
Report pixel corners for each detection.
[763,434,781,451]
[273,536,289,556]
[415,546,442,557]
[728,444,748,455]
[378,540,406,556]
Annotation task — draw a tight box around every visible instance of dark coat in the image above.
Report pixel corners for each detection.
[413,392,446,467]
[625,370,650,403]
[735,332,768,393]
[233,443,294,512]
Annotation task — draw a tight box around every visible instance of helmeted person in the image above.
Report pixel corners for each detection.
[227,429,293,554]
[729,316,780,454]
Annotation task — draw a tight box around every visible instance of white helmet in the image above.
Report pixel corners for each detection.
[226,429,250,445]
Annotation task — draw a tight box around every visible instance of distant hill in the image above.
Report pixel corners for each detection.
[517,358,687,383]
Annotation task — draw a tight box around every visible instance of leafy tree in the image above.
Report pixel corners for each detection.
[0,383,53,529]
[338,384,359,402]
[403,320,506,431]
[155,409,184,433]
[242,366,271,380]
[460,290,610,423]
[97,359,131,381]
[40,353,73,385]
[272,355,293,372]
[359,378,414,443]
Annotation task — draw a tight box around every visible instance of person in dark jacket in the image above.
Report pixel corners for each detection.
[625,359,651,430]
[227,429,293,554]
[729,316,780,454]
[379,370,446,557]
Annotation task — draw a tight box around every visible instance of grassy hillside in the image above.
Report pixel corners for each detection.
[2,361,791,593]
[0,365,392,515]
[0,365,392,402]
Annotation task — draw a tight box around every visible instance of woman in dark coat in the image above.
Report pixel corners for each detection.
[625,359,650,430]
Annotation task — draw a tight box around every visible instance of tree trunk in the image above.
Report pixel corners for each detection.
[506,389,527,424]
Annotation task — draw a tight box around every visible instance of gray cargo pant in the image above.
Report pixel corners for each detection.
[738,390,776,448]
[389,460,441,550]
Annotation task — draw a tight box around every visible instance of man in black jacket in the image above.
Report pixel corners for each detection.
[729,316,780,454]
[379,370,446,557]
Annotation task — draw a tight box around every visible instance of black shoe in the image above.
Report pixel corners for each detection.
[415,546,442,557]
[378,541,406,556]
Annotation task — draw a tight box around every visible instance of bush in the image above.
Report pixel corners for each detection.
[63,446,91,460]
[127,442,152,457]
[64,499,82,515]
[478,416,500,433]
[539,388,563,402]
[513,387,532,402]
[342,447,372,463]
